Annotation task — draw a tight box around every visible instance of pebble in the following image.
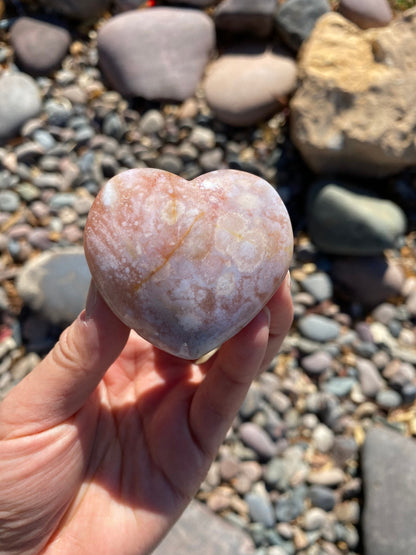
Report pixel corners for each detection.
[356,357,384,398]
[312,423,335,453]
[301,350,332,376]
[298,314,340,342]
[0,190,20,212]
[239,422,277,460]
[300,272,333,302]
[307,468,345,487]
[308,485,337,512]
[375,388,402,409]
[245,483,276,527]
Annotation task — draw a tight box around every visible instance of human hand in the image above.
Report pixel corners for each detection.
[0,274,293,555]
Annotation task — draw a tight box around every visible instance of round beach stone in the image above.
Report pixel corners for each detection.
[204,46,297,127]
[11,17,71,76]
[84,168,293,359]
[98,8,215,101]
[0,72,41,143]
[307,180,406,255]
[339,0,392,29]
[298,314,340,342]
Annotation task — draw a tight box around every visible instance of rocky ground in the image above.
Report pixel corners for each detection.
[0,1,416,554]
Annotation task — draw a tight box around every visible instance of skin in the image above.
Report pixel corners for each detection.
[0,274,293,555]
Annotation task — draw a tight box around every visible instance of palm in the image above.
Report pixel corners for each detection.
[9,334,215,554]
[0,277,292,555]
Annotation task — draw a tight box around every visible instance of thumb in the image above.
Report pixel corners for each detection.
[0,282,130,438]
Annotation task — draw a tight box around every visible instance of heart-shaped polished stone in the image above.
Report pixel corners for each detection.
[84,168,293,359]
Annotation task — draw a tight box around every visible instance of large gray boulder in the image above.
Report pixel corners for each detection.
[307,179,407,255]
[98,8,215,102]
[291,9,416,177]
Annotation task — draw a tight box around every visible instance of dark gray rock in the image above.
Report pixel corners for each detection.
[362,427,416,555]
[98,8,215,101]
[16,247,91,325]
[376,388,402,409]
[39,0,111,19]
[331,256,405,308]
[308,485,336,511]
[154,500,255,554]
[275,0,331,52]
[0,72,41,142]
[11,17,71,76]
[307,180,406,256]
[214,0,275,38]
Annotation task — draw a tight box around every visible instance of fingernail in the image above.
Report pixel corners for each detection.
[262,305,271,326]
[286,271,292,291]
[84,281,98,321]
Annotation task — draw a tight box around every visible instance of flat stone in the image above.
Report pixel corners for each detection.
[301,351,332,376]
[154,500,255,554]
[0,72,41,143]
[275,0,331,52]
[362,427,416,555]
[356,357,384,398]
[204,45,297,126]
[16,247,91,325]
[307,468,345,487]
[239,422,277,460]
[300,272,333,302]
[11,17,71,76]
[214,0,275,38]
[339,0,393,29]
[307,179,406,255]
[98,8,215,101]
[298,314,340,342]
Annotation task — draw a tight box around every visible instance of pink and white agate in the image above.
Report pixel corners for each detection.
[84,168,293,359]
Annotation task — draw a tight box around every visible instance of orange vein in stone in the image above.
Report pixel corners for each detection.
[133,211,205,293]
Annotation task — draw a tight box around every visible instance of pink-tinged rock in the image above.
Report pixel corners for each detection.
[204,47,297,126]
[339,0,392,29]
[97,8,215,101]
[84,168,293,360]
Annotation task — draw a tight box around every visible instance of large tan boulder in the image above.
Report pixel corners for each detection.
[290,9,416,177]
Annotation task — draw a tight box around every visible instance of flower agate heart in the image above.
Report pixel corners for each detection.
[84,168,293,359]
